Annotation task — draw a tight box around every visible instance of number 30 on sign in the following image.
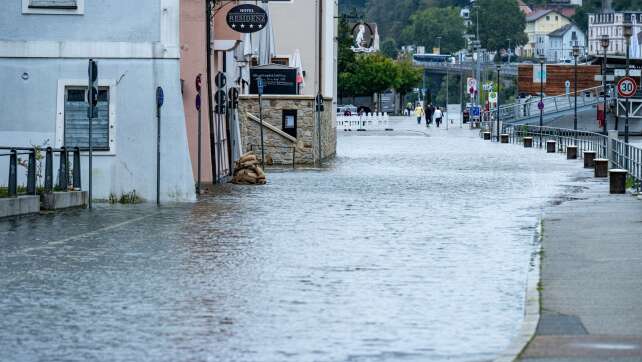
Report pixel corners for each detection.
[617,76,638,98]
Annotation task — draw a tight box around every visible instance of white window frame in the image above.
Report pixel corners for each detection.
[56,79,117,156]
[22,0,85,15]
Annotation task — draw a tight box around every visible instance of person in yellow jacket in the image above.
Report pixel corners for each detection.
[414,104,424,125]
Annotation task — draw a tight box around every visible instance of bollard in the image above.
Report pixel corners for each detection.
[609,169,628,194]
[566,145,578,160]
[594,158,608,178]
[523,137,533,148]
[546,140,556,153]
[583,151,596,168]
[45,147,53,193]
[73,147,81,190]
[27,148,36,195]
[500,134,509,143]
[8,149,17,197]
[483,132,491,140]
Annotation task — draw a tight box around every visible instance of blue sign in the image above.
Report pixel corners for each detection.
[471,106,481,117]
[156,86,164,107]
[195,94,201,111]
[257,77,264,95]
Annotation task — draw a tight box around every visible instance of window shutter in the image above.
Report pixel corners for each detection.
[64,88,110,151]
[29,0,77,9]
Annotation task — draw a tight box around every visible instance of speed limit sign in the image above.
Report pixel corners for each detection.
[617,76,638,98]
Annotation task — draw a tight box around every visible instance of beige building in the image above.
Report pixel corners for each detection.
[588,12,642,57]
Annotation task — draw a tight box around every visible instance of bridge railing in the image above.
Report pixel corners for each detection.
[481,85,608,126]
[482,124,642,190]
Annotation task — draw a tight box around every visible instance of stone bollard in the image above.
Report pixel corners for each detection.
[546,140,556,153]
[500,134,509,143]
[594,158,608,178]
[566,145,578,160]
[609,169,628,194]
[583,151,596,168]
[523,137,533,148]
[483,132,491,140]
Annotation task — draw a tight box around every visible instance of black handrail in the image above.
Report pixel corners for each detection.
[1,146,82,197]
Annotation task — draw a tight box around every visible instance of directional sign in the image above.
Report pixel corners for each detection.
[226,4,268,33]
[471,106,481,117]
[615,69,641,77]
[617,76,638,98]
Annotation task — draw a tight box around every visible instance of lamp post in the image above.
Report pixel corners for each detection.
[623,20,633,145]
[539,53,546,147]
[572,43,580,135]
[436,36,442,54]
[600,34,610,134]
[496,64,501,142]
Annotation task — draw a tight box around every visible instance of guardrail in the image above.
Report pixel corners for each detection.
[482,85,608,124]
[336,113,391,131]
[480,124,642,191]
[0,146,82,197]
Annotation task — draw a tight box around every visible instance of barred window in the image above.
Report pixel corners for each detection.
[64,87,110,151]
[29,0,77,8]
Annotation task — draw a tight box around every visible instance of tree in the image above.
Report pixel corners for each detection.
[349,53,400,97]
[471,0,528,50]
[401,7,465,54]
[365,0,424,41]
[380,38,399,59]
[394,59,423,111]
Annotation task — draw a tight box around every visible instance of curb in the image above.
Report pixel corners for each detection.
[492,219,543,362]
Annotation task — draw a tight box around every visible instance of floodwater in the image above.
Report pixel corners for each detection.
[0,118,575,362]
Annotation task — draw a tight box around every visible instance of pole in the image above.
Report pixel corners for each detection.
[197,77,202,194]
[625,39,630,145]
[317,0,323,166]
[88,60,93,209]
[258,91,265,167]
[205,0,217,184]
[539,59,544,148]
[573,53,578,132]
[446,68,449,130]
[459,72,463,128]
[507,39,511,64]
[603,44,608,134]
[156,100,161,205]
[496,67,500,141]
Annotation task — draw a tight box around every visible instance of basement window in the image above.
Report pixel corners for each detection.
[22,0,84,14]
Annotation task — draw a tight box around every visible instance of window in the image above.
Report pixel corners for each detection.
[22,0,84,14]
[64,86,110,151]
[555,16,559,21]
[546,15,550,21]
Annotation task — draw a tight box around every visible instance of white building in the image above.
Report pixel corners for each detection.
[547,23,587,62]
[588,12,642,57]
[0,0,195,202]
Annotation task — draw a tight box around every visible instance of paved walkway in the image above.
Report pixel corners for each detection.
[518,169,642,361]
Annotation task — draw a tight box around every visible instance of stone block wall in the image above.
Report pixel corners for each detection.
[238,95,336,165]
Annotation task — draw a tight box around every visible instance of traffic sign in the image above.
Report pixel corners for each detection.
[257,77,264,95]
[617,76,637,98]
[215,72,226,88]
[538,101,544,110]
[156,87,164,107]
[195,74,202,92]
[471,106,481,117]
[467,78,477,94]
[195,94,201,111]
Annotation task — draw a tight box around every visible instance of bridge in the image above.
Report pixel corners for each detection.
[415,61,519,77]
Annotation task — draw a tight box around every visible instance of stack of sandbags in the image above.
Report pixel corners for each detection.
[232,152,266,185]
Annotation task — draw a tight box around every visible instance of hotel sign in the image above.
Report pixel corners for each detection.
[226,4,268,33]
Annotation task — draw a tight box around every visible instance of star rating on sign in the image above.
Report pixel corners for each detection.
[240,24,245,29]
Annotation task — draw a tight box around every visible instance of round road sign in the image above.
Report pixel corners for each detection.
[617,76,637,98]
[538,101,544,110]
[195,74,202,92]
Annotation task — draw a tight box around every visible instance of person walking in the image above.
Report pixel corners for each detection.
[414,104,424,125]
[426,103,435,127]
[434,107,443,128]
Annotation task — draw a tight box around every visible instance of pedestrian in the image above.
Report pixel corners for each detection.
[414,104,424,125]
[434,107,443,128]
[426,103,435,127]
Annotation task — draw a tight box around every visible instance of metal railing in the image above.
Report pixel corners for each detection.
[0,146,82,197]
[482,85,607,124]
[480,124,642,191]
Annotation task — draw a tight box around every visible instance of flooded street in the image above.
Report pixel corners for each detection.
[0,119,575,362]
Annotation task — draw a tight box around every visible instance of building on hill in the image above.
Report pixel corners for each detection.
[587,12,642,58]
[523,9,573,58]
[547,23,587,62]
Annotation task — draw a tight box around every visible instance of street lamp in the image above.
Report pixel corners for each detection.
[572,43,580,134]
[496,64,501,142]
[600,34,610,134]
[436,36,442,54]
[506,38,511,64]
[623,20,633,145]
[539,53,546,147]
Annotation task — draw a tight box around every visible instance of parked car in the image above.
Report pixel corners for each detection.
[337,104,358,115]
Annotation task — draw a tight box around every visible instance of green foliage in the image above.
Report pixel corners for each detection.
[471,0,527,50]
[365,0,425,40]
[108,190,143,204]
[401,7,465,54]
[342,53,400,96]
[380,38,399,59]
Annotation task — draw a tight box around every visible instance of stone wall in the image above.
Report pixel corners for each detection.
[238,95,336,165]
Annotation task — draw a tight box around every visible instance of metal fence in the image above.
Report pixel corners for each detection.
[0,146,82,197]
[480,124,642,191]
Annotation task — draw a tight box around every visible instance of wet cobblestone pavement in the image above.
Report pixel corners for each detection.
[0,118,576,362]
